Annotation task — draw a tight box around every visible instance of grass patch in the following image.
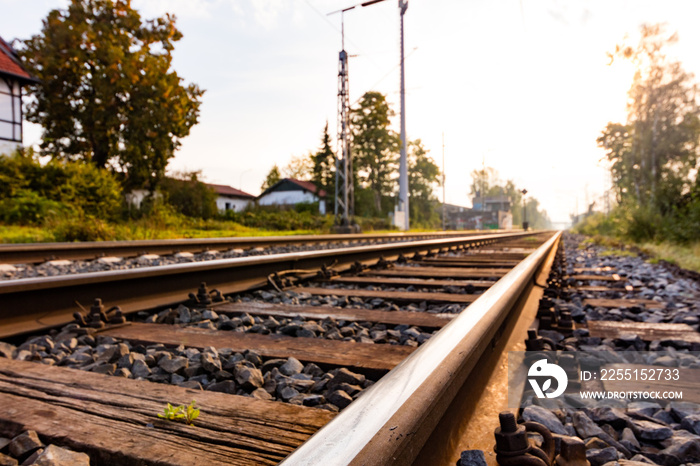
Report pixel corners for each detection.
[0,219,328,243]
[598,249,637,258]
[639,241,700,273]
[0,225,56,243]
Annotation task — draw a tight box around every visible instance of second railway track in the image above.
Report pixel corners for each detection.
[0,230,561,465]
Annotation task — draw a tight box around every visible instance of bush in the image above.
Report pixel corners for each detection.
[49,215,114,242]
[0,189,68,224]
[356,216,395,231]
[221,205,333,231]
[160,172,218,219]
[0,149,122,222]
[622,205,662,242]
[659,194,700,243]
[571,212,620,237]
[58,162,123,220]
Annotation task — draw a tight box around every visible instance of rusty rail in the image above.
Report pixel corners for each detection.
[0,231,539,339]
[281,231,561,465]
[0,230,509,264]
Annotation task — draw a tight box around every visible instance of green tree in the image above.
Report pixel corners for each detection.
[599,24,700,212]
[19,0,204,190]
[351,92,400,216]
[408,139,440,226]
[161,171,217,219]
[468,166,501,198]
[261,165,281,191]
[283,155,313,181]
[312,122,336,200]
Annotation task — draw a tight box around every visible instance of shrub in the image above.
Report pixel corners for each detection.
[160,172,218,219]
[58,162,122,220]
[571,212,620,237]
[0,149,122,222]
[0,189,68,224]
[221,205,333,231]
[49,215,114,242]
[622,205,662,242]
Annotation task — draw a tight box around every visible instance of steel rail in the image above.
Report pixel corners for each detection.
[0,231,539,339]
[281,231,561,466]
[0,230,508,264]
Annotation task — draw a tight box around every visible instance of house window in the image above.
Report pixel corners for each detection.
[0,78,22,142]
[225,202,231,211]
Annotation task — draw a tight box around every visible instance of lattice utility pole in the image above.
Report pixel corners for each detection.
[329,0,405,231]
[334,14,353,228]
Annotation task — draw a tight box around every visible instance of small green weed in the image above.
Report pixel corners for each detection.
[158,400,200,426]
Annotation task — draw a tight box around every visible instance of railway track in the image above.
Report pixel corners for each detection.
[0,231,505,265]
[0,230,561,465]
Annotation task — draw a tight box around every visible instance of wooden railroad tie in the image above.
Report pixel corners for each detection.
[289,286,478,305]
[101,323,414,374]
[587,321,700,343]
[362,266,506,279]
[0,358,334,466]
[217,302,454,329]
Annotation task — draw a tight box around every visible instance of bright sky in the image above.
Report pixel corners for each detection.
[3,0,700,225]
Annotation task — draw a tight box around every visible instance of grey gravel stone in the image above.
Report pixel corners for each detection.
[629,419,673,441]
[235,365,264,390]
[131,359,151,378]
[621,427,640,450]
[627,402,661,418]
[32,444,91,466]
[586,447,619,466]
[207,380,237,394]
[251,388,273,400]
[522,405,568,435]
[159,356,188,374]
[327,390,353,409]
[327,368,365,391]
[279,357,304,376]
[669,401,700,421]
[573,411,607,439]
[659,430,700,461]
[8,431,43,458]
[278,386,300,401]
[681,414,700,435]
[200,353,222,373]
[457,450,487,466]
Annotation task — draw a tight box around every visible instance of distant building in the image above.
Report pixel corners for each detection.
[0,35,37,155]
[208,183,255,212]
[258,178,327,214]
[471,195,512,213]
[443,196,513,230]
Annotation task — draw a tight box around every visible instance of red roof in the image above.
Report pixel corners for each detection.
[0,36,35,84]
[288,178,327,198]
[207,183,255,199]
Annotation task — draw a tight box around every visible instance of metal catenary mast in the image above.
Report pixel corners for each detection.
[333,9,354,229]
[329,0,408,232]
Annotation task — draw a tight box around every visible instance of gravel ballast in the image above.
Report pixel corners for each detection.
[504,233,700,466]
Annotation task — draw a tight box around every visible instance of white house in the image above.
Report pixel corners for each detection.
[257,178,327,214]
[0,35,37,155]
[208,183,255,212]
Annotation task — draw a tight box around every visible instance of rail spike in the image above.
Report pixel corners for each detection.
[494,412,554,466]
[188,282,224,308]
[73,298,125,329]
